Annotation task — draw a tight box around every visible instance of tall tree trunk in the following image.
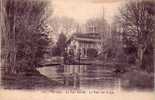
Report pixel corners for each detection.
[137,44,146,69]
[1,0,9,74]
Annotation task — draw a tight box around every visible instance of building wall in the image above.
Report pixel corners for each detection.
[67,33,102,58]
[71,40,101,58]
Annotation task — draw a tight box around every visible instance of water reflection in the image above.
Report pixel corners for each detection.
[37,65,118,89]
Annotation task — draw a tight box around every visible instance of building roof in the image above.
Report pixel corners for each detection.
[74,37,101,43]
[73,32,101,40]
[66,32,102,45]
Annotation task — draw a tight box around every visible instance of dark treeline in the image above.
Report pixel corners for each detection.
[1,0,51,79]
[111,0,155,90]
[115,0,155,72]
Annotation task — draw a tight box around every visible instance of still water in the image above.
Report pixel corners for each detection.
[37,65,119,89]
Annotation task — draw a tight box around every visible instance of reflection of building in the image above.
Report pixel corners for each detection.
[66,33,102,58]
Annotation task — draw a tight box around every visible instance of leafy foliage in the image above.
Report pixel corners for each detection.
[118,0,155,72]
[4,0,51,73]
[55,33,67,56]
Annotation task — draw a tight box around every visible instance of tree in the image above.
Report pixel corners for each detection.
[49,17,79,40]
[85,17,108,34]
[85,12,111,61]
[85,10,110,37]
[2,0,51,74]
[56,33,67,56]
[118,0,155,71]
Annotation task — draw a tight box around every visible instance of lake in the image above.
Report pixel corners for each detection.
[37,65,120,89]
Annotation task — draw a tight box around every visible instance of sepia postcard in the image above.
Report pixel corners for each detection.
[0,0,155,100]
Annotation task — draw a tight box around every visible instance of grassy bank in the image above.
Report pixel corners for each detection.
[120,70,154,91]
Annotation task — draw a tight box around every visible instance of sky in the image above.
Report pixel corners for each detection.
[51,0,124,24]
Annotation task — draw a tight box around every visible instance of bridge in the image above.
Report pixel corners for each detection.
[39,57,64,66]
[39,56,104,66]
[39,56,119,68]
